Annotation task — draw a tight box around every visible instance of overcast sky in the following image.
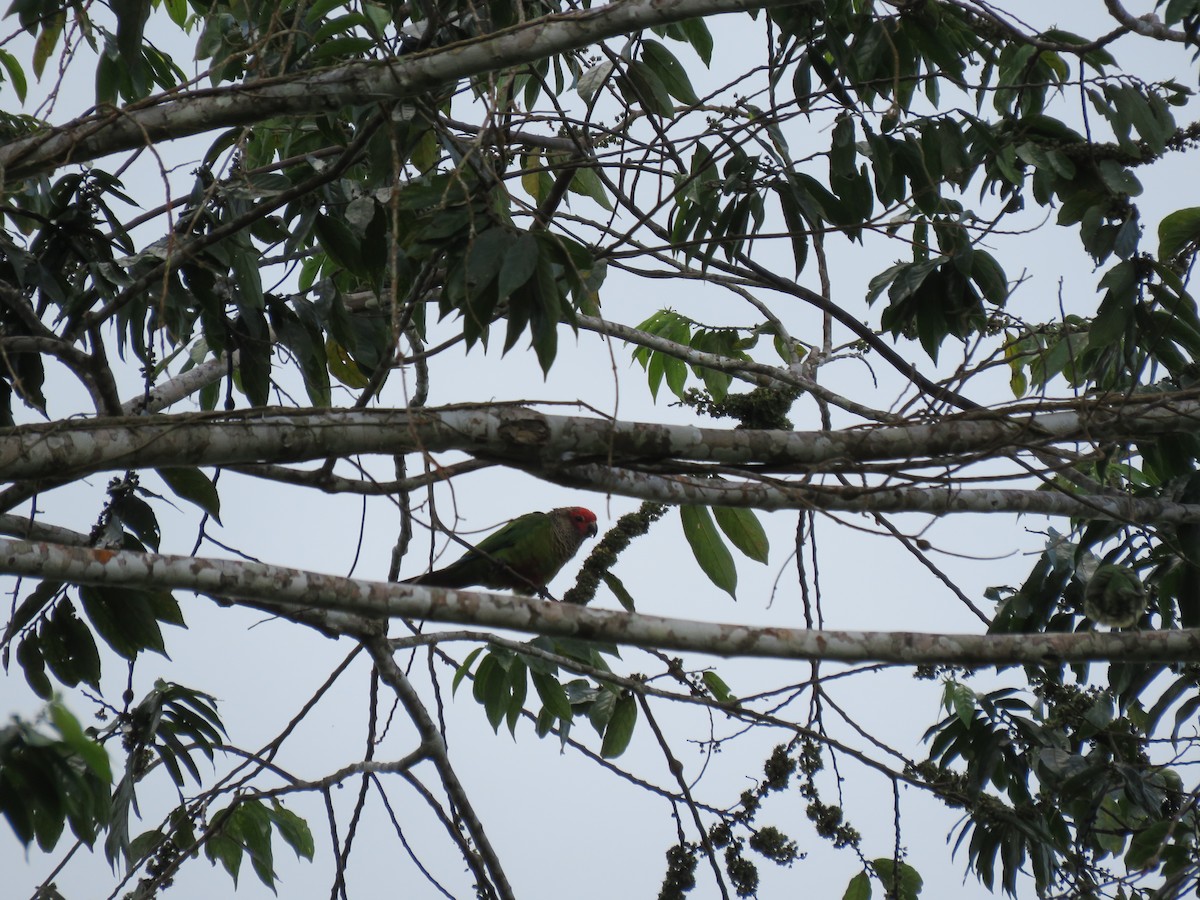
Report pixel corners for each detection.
[5,3,1200,898]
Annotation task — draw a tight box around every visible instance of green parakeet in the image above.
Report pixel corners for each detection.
[405,506,599,595]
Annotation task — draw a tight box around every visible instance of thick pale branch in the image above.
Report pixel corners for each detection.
[3,401,1200,519]
[123,353,238,415]
[3,538,1199,665]
[542,463,1200,523]
[0,0,816,181]
[1,399,1197,477]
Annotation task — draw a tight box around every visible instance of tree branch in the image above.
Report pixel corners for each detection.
[0,0,817,181]
[540,463,1200,524]
[3,538,1200,665]
[0,397,1195,478]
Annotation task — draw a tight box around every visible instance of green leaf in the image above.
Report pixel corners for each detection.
[206,811,245,884]
[269,800,315,861]
[777,184,810,276]
[3,580,60,645]
[40,600,101,689]
[157,467,221,523]
[641,40,699,105]
[235,800,277,889]
[680,505,737,597]
[1097,160,1142,197]
[701,670,735,703]
[314,214,365,276]
[31,12,64,80]
[78,585,170,659]
[49,702,111,782]
[0,48,28,102]
[621,60,675,117]
[474,653,512,732]
[945,681,976,726]
[576,59,614,103]
[1125,820,1171,869]
[843,871,872,900]
[163,0,188,27]
[970,250,1009,306]
[128,830,166,867]
[1159,207,1200,261]
[232,311,272,407]
[506,658,528,735]
[677,17,713,66]
[325,337,369,389]
[712,506,769,564]
[111,495,160,551]
[465,228,512,297]
[568,165,612,210]
[230,243,264,312]
[871,859,922,899]
[600,571,636,612]
[532,670,572,721]
[663,354,687,398]
[452,647,484,695]
[498,233,539,301]
[472,653,498,705]
[600,692,637,758]
[15,634,51,698]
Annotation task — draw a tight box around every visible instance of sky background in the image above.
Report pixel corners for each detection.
[4,2,1199,898]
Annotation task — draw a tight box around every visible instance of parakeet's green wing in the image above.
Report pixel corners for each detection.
[464,512,549,559]
[409,512,554,591]
[405,507,596,594]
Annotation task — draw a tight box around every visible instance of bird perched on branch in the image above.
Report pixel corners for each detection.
[405,507,599,596]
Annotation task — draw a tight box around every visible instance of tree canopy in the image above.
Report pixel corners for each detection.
[5,0,1200,897]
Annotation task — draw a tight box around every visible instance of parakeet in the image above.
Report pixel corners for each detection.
[405,507,599,596]
[1084,564,1147,628]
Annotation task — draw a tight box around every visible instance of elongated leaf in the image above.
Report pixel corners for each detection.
[314,214,365,276]
[3,580,62,644]
[600,692,637,758]
[464,228,512,297]
[111,495,160,551]
[78,586,169,659]
[31,12,64,80]
[641,40,699,105]
[680,505,736,597]
[0,48,28,101]
[157,467,221,523]
[532,670,572,721]
[713,506,769,564]
[600,571,636,611]
[16,634,51,698]
[678,17,713,66]
[506,658,528,735]
[620,61,674,117]
[702,670,735,703]
[576,59,614,102]
[452,647,484,695]
[499,233,539,301]
[269,800,315,861]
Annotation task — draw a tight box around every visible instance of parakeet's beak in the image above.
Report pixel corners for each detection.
[586,521,599,538]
